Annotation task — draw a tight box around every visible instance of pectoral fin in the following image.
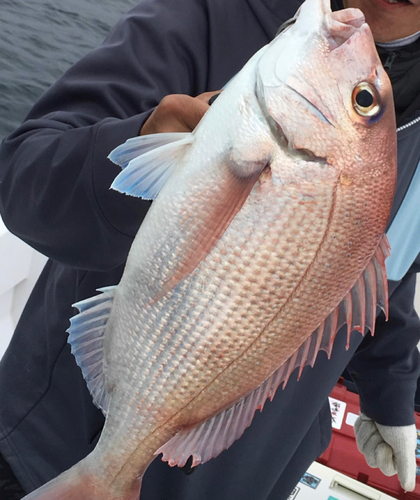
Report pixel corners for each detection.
[110,133,269,297]
[109,133,193,199]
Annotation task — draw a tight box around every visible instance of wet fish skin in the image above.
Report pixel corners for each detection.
[22,0,397,498]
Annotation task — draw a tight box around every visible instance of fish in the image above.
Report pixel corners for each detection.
[23,0,397,498]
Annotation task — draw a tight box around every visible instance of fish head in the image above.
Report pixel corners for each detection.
[256,0,397,190]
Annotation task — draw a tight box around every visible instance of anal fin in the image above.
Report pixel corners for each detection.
[67,286,116,414]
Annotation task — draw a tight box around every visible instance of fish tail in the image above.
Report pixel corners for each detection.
[22,462,142,500]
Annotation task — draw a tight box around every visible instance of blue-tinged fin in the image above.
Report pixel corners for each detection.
[67,286,116,415]
[108,133,193,199]
[109,133,191,169]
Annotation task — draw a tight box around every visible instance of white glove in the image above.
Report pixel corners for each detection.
[354,412,417,492]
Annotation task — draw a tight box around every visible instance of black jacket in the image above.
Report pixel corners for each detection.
[0,0,419,498]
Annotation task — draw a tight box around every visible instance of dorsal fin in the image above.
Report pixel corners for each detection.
[156,235,390,469]
[67,286,116,414]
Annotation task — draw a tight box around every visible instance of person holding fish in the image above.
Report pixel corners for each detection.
[0,0,419,499]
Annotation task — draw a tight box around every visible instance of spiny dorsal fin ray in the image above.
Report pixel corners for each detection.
[67,286,116,414]
[157,235,390,469]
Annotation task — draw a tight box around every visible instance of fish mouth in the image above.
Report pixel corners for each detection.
[294,0,367,49]
[261,0,368,92]
[255,0,374,155]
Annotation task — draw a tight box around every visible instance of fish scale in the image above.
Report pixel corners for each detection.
[23,0,397,498]
[96,183,341,463]
[117,202,338,426]
[164,178,390,413]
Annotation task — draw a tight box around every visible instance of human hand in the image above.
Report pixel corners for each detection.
[354,412,417,492]
[140,91,221,135]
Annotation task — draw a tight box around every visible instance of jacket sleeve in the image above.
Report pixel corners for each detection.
[347,269,420,426]
[0,0,209,272]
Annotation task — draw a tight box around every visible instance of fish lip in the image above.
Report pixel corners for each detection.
[294,0,367,49]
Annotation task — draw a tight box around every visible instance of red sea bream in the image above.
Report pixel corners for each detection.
[24,0,397,498]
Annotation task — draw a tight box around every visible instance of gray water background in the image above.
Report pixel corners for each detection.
[0,0,139,141]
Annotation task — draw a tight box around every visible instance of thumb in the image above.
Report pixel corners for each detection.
[377,423,417,492]
[140,91,222,135]
[393,437,417,491]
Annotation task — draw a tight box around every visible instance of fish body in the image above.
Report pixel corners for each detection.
[24,0,397,499]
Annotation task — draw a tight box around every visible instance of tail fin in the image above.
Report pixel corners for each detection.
[22,463,142,500]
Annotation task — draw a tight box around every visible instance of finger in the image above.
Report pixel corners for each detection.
[171,92,222,130]
[397,462,416,492]
[394,448,417,491]
[375,423,418,492]
[363,433,387,468]
[141,94,209,135]
[140,108,190,135]
[354,418,377,455]
[195,90,222,105]
[374,442,396,476]
[208,93,221,105]
[181,97,210,131]
[355,419,391,470]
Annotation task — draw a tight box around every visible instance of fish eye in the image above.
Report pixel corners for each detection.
[352,83,381,117]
